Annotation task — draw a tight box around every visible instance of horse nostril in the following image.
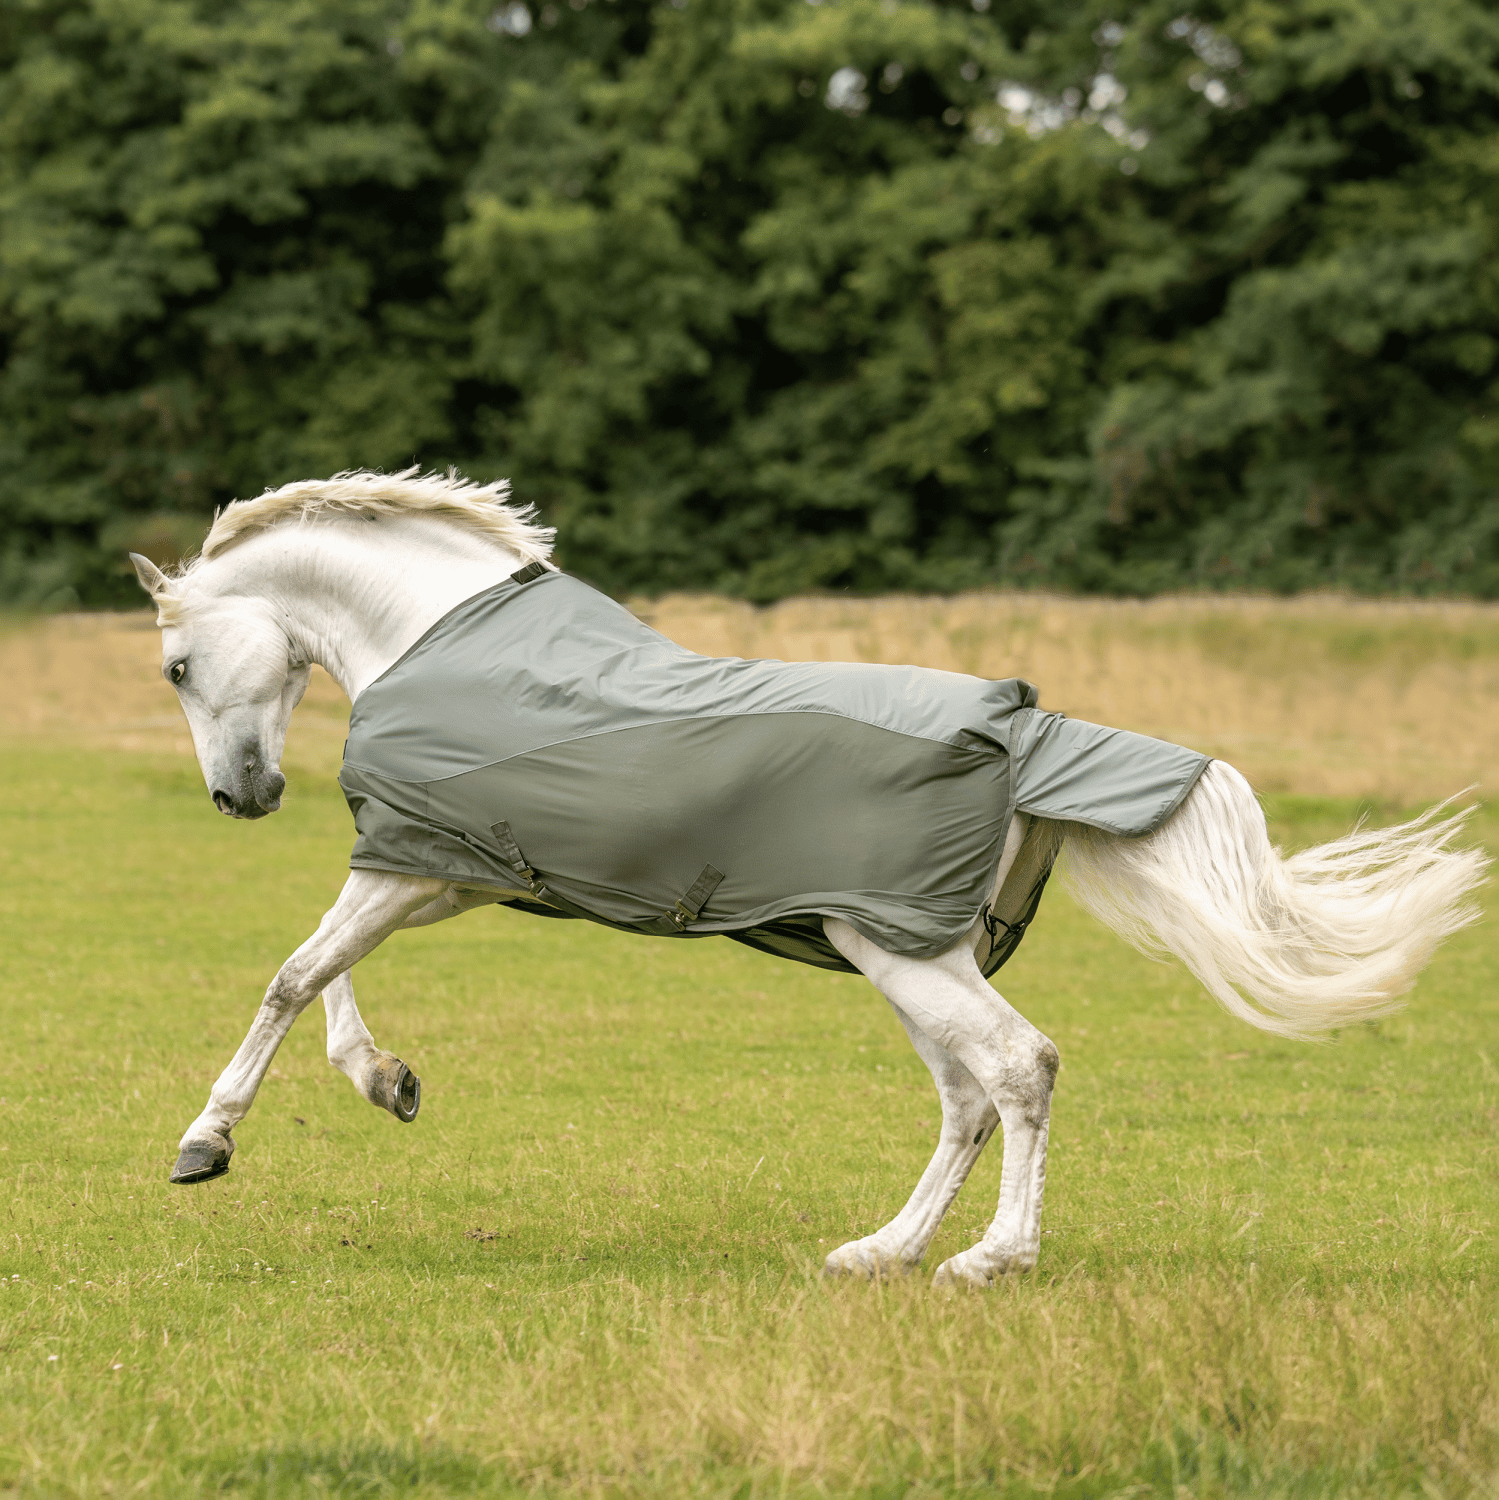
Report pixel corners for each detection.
[212,790,234,815]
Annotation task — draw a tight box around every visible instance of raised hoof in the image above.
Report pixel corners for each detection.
[170,1143,231,1185]
[371,1056,421,1123]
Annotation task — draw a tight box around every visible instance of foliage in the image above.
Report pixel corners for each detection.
[2,0,1498,604]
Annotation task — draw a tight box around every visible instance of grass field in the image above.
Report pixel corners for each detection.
[1,601,1496,1498]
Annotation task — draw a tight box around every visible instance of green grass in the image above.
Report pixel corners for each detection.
[0,746,1494,1498]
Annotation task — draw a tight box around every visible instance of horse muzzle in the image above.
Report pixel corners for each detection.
[211,758,286,819]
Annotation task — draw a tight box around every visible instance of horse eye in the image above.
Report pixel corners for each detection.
[169,661,187,685]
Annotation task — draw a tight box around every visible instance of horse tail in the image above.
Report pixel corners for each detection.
[1054,760,1489,1039]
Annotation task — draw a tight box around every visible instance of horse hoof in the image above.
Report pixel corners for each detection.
[932,1244,1036,1287]
[391,1063,420,1122]
[372,1057,421,1122]
[822,1238,918,1280]
[170,1143,230,1184]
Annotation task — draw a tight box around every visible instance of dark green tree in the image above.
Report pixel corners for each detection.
[2,0,1497,604]
[451,0,1499,597]
[0,0,644,603]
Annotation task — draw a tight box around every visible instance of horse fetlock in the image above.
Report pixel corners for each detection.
[170,1131,234,1185]
[366,1052,421,1122]
[326,1036,371,1079]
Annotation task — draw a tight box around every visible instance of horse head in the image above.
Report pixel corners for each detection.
[131,552,309,819]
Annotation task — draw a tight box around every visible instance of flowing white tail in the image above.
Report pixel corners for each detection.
[1059,761,1489,1038]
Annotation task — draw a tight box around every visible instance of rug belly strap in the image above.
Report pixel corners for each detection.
[489,820,724,937]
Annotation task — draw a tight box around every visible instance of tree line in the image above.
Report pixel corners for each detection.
[2,0,1497,606]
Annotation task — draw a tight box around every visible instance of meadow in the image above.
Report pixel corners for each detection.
[0,596,1495,1498]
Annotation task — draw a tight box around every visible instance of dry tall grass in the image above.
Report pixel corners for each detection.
[380,1273,1495,1496]
[7,592,1495,801]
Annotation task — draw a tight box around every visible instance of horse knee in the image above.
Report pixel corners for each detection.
[264,961,321,1019]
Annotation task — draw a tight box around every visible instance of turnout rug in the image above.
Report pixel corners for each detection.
[339,567,1210,976]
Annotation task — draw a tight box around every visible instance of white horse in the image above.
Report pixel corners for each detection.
[130,469,1487,1287]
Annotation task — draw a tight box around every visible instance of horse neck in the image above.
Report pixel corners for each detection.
[213,519,527,700]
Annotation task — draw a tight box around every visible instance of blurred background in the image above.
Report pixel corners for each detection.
[2,0,1497,610]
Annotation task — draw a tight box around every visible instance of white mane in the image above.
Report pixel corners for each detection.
[153,468,553,626]
[210,464,552,559]
[165,466,553,593]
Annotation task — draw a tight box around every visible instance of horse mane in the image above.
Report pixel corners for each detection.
[151,468,553,625]
[193,466,555,566]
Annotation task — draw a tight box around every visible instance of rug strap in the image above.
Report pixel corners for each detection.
[490,820,723,937]
[668,864,725,931]
[489,820,544,898]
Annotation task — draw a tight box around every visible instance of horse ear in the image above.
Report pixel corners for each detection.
[129,552,171,598]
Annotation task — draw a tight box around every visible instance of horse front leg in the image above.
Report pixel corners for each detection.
[822,1001,1000,1278]
[170,870,445,1184]
[322,886,505,1123]
[825,917,1060,1287]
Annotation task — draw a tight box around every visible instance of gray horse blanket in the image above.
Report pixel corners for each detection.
[339,566,1209,976]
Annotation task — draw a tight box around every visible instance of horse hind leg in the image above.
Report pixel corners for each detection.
[323,972,420,1123]
[825,917,1059,1287]
[823,1002,999,1278]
